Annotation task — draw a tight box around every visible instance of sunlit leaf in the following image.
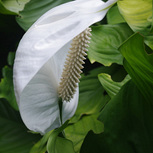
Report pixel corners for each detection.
[54,137,75,153]
[81,81,153,153]
[88,23,133,66]
[98,73,130,98]
[119,33,153,102]
[65,114,104,153]
[2,0,29,14]
[0,0,16,15]
[117,0,152,35]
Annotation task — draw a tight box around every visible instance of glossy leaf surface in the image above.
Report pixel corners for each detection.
[118,0,152,35]
[88,23,133,66]
[81,81,153,153]
[98,73,130,98]
[119,33,153,102]
[65,114,104,152]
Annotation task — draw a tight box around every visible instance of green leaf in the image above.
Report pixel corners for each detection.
[0,66,18,110]
[30,131,52,153]
[107,5,125,25]
[144,35,153,50]
[0,1,16,15]
[16,0,73,31]
[46,121,75,153]
[54,137,75,153]
[88,23,133,66]
[30,130,53,153]
[47,136,75,153]
[0,100,41,153]
[65,114,104,153]
[73,64,128,122]
[7,52,15,66]
[30,141,46,153]
[119,33,153,102]
[81,81,153,153]
[98,73,130,98]
[1,0,29,14]
[71,67,110,122]
[117,0,152,35]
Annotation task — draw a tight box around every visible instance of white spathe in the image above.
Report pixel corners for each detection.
[13,0,117,134]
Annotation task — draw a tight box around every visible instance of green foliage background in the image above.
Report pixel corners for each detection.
[0,0,152,153]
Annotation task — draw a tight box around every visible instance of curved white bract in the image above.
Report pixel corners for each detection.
[13,0,117,134]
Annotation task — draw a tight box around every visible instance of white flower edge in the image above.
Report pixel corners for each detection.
[19,41,79,134]
[13,0,117,101]
[13,0,118,134]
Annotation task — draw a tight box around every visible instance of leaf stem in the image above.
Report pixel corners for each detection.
[58,97,63,125]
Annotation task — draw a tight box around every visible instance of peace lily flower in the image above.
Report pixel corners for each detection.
[13,0,117,134]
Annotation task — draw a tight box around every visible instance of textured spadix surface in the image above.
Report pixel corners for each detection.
[13,0,117,134]
[59,28,91,102]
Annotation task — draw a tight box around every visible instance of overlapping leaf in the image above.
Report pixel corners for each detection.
[65,114,104,153]
[107,5,125,25]
[119,33,153,102]
[0,0,29,15]
[73,64,130,122]
[144,35,153,50]
[98,73,130,98]
[30,131,52,153]
[81,81,153,153]
[46,121,75,153]
[117,0,152,35]
[88,23,133,66]
[71,67,110,122]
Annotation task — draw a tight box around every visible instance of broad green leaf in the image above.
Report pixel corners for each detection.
[107,5,125,25]
[46,121,75,153]
[0,66,18,110]
[30,131,52,153]
[144,35,153,50]
[65,114,104,153]
[117,0,152,35]
[1,0,29,14]
[0,100,41,153]
[0,1,16,15]
[7,52,15,66]
[71,67,110,122]
[16,0,72,31]
[72,65,128,122]
[88,23,133,66]
[54,137,75,153]
[81,81,153,153]
[98,73,130,98]
[30,141,46,153]
[119,33,153,102]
